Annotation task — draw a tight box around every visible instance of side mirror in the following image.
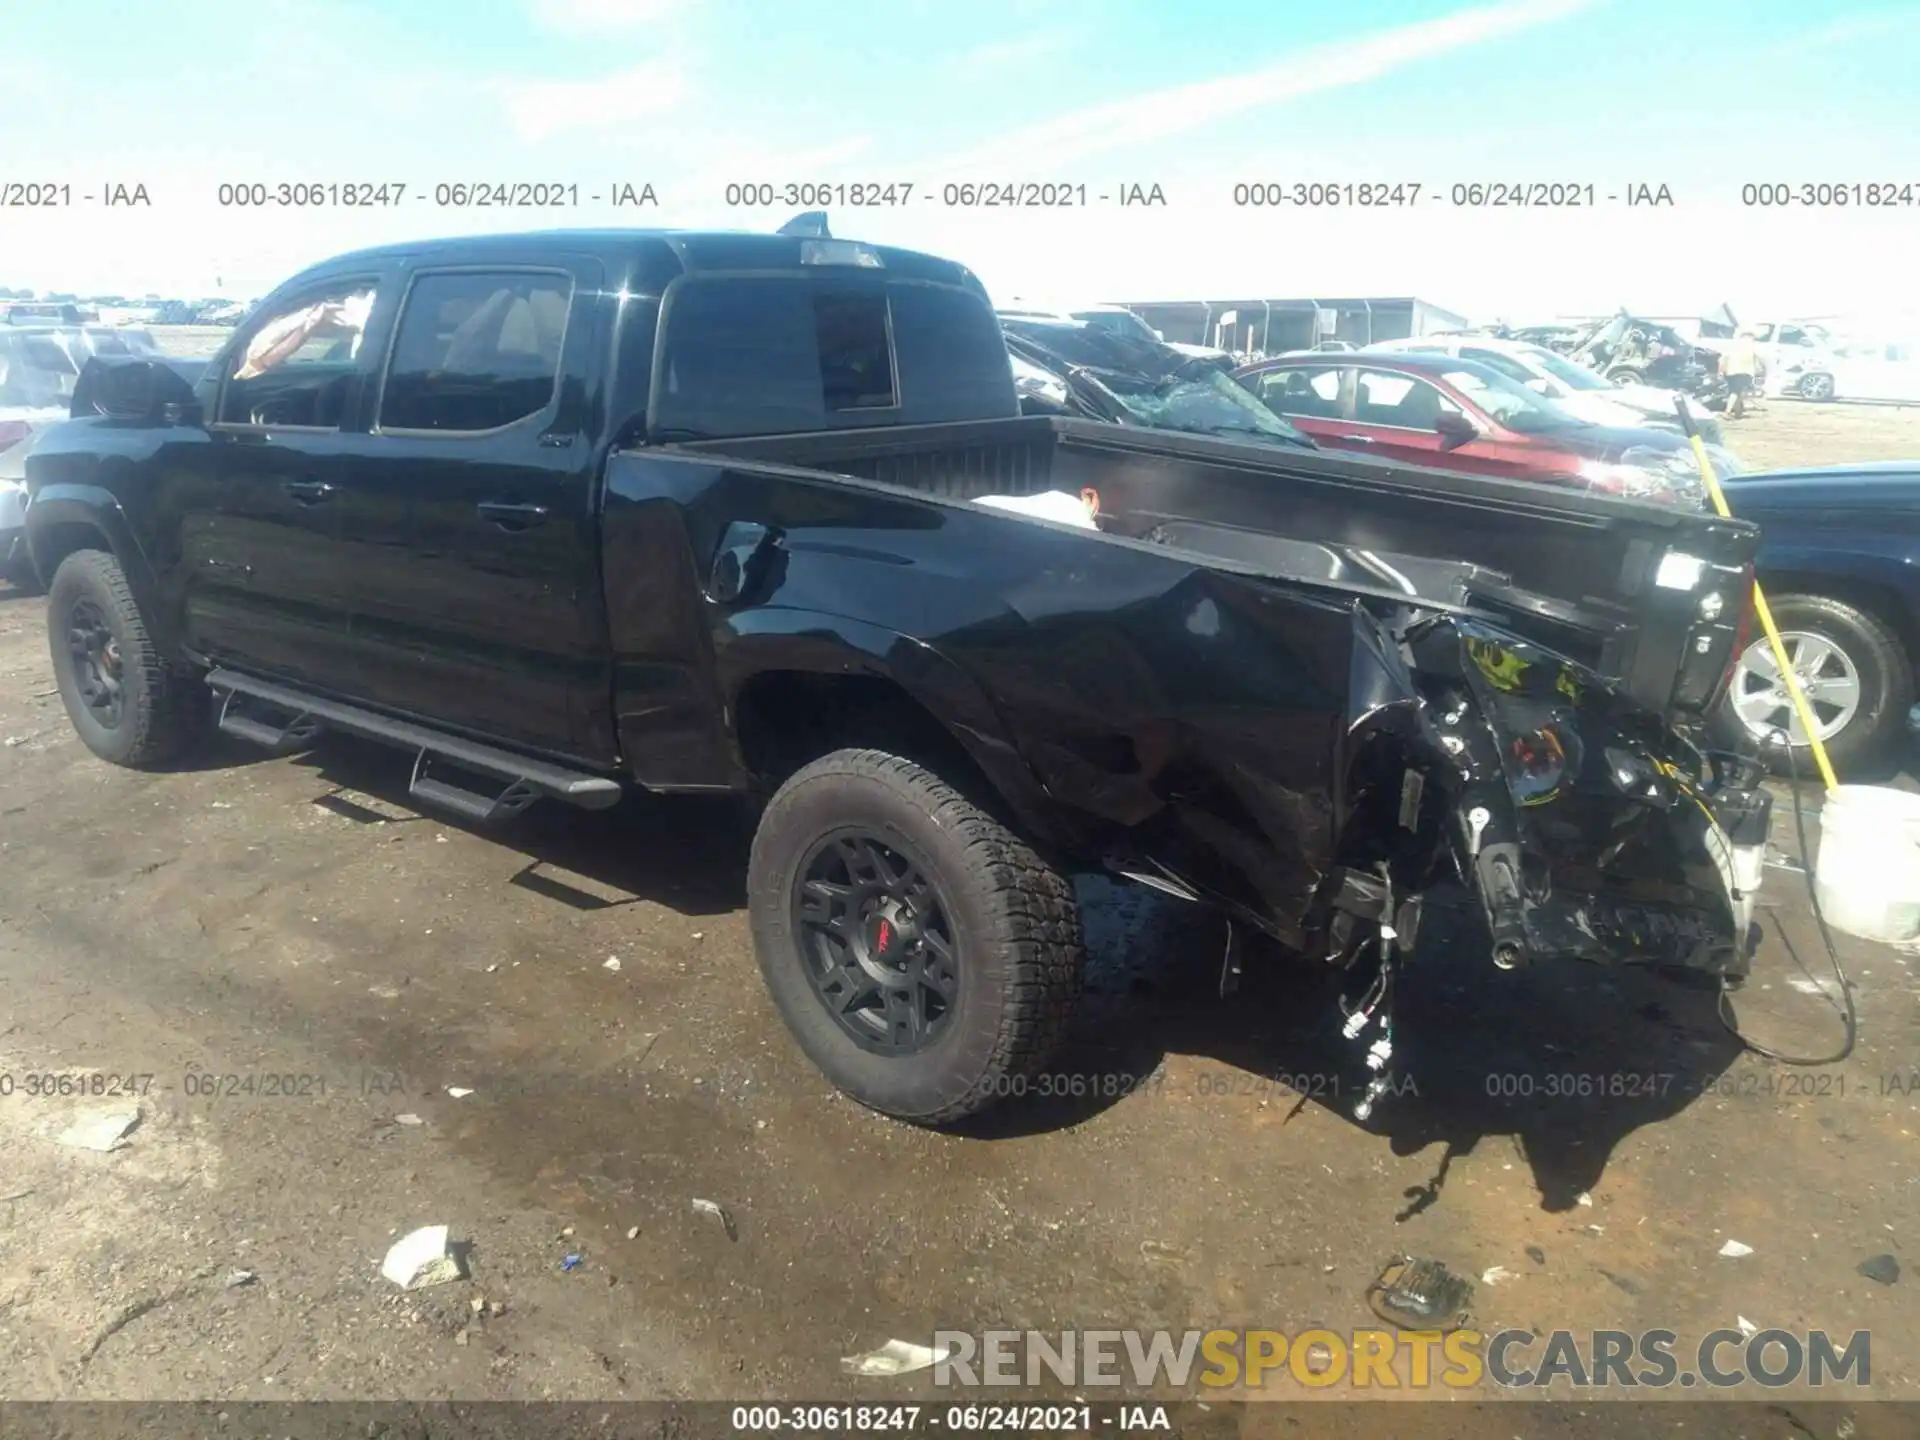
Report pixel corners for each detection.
[1434,411,1479,448]
[71,356,203,425]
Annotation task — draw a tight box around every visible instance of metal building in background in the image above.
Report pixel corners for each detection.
[1115,296,1469,357]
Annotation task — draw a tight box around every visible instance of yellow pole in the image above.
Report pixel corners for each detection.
[1675,400,1840,790]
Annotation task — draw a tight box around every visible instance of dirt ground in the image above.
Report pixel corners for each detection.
[1,378,1916,1421]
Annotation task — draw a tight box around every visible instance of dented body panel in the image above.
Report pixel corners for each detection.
[603,430,1765,978]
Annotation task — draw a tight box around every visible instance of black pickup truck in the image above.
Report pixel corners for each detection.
[23,222,1772,1126]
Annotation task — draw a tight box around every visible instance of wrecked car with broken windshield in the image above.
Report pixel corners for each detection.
[23,219,1771,1127]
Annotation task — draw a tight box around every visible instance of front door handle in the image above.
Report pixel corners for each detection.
[478,501,550,531]
[284,479,335,503]
[1335,434,1378,444]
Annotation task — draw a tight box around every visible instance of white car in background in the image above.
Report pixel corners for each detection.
[1750,324,1920,404]
[1,406,67,590]
[997,301,1235,362]
[1365,333,1725,444]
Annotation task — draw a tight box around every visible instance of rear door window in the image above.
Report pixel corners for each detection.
[376,270,574,433]
[1355,369,1458,430]
[1255,365,1345,419]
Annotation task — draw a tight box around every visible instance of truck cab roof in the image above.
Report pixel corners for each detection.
[277,228,991,306]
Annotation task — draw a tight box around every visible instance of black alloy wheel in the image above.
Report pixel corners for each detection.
[746,748,1084,1125]
[65,596,126,729]
[793,829,961,1054]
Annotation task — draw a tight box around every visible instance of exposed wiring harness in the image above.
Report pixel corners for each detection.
[1715,726,1859,1066]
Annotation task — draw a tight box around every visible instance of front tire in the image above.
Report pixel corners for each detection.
[747,748,1084,1126]
[1796,371,1836,402]
[48,548,207,768]
[1713,592,1913,775]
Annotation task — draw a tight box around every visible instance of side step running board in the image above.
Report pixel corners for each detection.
[207,668,624,823]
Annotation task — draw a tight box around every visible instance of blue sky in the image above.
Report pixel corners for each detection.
[4,0,1918,323]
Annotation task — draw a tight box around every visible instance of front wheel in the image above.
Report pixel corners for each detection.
[1712,593,1914,775]
[48,548,208,768]
[1796,371,1836,402]
[747,748,1084,1126]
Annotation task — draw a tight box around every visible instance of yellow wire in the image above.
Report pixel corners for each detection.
[1684,432,1840,791]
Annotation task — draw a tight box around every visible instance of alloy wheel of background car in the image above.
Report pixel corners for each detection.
[792,827,961,1055]
[1797,372,1836,401]
[1730,628,1861,745]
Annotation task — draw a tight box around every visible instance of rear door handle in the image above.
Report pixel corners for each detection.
[477,501,550,530]
[283,479,335,503]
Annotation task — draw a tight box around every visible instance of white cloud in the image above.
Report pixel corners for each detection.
[493,59,690,142]
[951,28,1082,69]
[924,0,1595,176]
[527,0,683,31]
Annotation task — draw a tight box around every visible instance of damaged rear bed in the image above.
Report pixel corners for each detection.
[644,416,1772,1110]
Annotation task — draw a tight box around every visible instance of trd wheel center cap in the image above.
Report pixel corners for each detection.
[864,900,920,962]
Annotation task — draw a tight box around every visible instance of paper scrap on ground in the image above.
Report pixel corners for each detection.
[841,1339,959,1377]
[381,1225,464,1289]
[692,1197,739,1242]
[1719,1239,1754,1258]
[56,1108,141,1152]
[1480,1266,1517,1285]
[446,1087,473,1099]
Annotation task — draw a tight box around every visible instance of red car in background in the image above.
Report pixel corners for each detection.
[1233,351,1739,506]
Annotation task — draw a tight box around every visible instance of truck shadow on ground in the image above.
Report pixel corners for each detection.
[224,732,1746,1214]
[969,881,1746,1217]
[279,732,754,917]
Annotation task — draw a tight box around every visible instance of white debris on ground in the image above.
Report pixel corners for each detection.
[1719,1239,1755,1258]
[692,1197,738,1241]
[54,1107,141,1152]
[841,1339,960,1377]
[381,1225,465,1289]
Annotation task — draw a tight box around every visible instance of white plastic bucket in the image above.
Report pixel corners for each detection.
[1812,785,1920,944]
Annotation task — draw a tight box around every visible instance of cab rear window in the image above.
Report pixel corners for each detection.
[651,275,1012,439]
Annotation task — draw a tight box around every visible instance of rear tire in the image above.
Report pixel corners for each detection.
[48,548,207,768]
[1711,592,1913,775]
[747,748,1084,1126]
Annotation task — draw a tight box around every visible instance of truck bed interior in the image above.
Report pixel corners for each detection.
[678,415,1757,716]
